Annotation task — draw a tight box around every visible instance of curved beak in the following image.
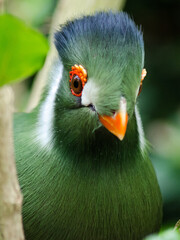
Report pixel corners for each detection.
[98,97,128,140]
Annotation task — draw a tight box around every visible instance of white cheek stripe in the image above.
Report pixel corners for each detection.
[36,59,63,149]
[135,105,145,152]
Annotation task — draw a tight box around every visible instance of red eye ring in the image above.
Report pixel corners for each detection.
[69,64,87,97]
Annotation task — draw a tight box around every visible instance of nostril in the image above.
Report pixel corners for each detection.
[88,104,96,112]
[111,110,116,115]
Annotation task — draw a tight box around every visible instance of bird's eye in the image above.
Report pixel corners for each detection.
[138,68,147,96]
[70,74,83,96]
[69,64,88,97]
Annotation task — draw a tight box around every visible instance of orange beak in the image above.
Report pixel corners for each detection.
[98,97,128,140]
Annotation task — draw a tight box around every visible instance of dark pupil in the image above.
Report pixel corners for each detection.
[74,79,79,88]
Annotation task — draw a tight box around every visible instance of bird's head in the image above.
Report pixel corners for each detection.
[50,12,145,147]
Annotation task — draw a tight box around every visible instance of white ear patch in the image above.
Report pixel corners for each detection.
[135,105,145,152]
[36,58,63,149]
[81,79,99,107]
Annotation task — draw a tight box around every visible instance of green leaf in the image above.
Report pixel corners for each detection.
[144,228,180,240]
[0,14,49,86]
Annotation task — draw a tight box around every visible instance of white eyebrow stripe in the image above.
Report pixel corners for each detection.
[135,105,145,152]
[36,58,63,149]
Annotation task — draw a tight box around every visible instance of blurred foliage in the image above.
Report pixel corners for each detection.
[149,116,180,222]
[6,0,58,28]
[0,14,49,86]
[144,228,180,240]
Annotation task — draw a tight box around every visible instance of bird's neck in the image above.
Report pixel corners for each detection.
[50,110,141,172]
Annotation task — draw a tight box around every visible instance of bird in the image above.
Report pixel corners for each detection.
[14,11,162,240]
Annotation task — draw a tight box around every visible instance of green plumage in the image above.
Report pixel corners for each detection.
[14,12,162,240]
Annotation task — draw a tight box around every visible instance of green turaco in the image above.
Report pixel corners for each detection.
[14,12,162,240]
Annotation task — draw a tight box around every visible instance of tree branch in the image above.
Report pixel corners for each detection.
[0,86,24,240]
[0,0,4,14]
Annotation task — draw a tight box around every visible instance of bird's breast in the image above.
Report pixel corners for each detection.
[22,148,162,240]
